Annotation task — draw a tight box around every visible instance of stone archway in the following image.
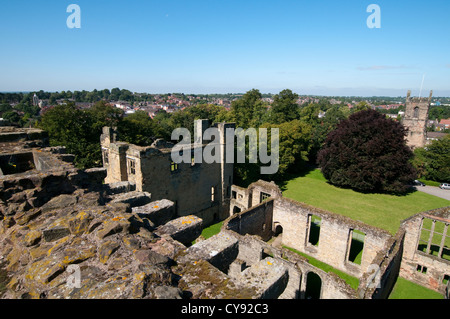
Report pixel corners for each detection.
[274,223,283,236]
[305,272,322,299]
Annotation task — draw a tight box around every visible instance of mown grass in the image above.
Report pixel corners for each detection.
[388,277,444,299]
[281,169,450,235]
[201,221,224,239]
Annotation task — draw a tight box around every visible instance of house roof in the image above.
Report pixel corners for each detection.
[426,132,448,139]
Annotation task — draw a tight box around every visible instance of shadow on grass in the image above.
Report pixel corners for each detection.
[276,163,318,192]
[335,184,419,198]
[233,162,318,190]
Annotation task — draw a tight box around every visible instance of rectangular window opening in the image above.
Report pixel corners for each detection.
[128,159,136,175]
[348,229,365,265]
[307,215,322,247]
[260,192,271,203]
[418,218,450,261]
[211,186,216,203]
[103,150,109,165]
[416,265,427,274]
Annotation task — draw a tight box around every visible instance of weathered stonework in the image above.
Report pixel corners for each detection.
[399,208,450,295]
[227,180,449,299]
[402,90,432,149]
[101,120,235,226]
[1,125,448,300]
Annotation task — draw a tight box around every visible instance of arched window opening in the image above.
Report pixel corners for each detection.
[305,272,322,299]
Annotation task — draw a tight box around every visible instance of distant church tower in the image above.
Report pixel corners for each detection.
[402,90,432,149]
[32,93,39,107]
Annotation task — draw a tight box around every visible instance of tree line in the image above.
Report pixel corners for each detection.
[3,88,448,193]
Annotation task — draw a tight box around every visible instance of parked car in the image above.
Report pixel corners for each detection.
[413,180,425,187]
[440,183,450,190]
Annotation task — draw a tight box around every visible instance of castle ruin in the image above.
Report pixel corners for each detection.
[0,122,448,299]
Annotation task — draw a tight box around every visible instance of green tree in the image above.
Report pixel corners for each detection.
[299,103,321,126]
[230,89,266,128]
[2,111,21,124]
[0,103,12,116]
[117,111,157,146]
[351,101,371,113]
[234,120,313,185]
[87,101,123,132]
[412,135,450,182]
[269,89,299,124]
[261,120,312,176]
[309,106,347,161]
[38,103,113,169]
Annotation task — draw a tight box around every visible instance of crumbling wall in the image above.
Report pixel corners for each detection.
[225,199,274,242]
[399,207,450,295]
[359,228,405,299]
[222,231,357,299]
[230,185,251,214]
[101,120,234,226]
[273,197,392,278]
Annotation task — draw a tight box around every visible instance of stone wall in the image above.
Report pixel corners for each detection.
[225,199,274,242]
[101,120,235,226]
[359,228,405,299]
[273,197,392,278]
[399,207,450,294]
[226,180,417,299]
[222,231,357,299]
[402,90,432,149]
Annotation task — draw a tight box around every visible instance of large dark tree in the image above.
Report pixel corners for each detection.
[317,109,416,194]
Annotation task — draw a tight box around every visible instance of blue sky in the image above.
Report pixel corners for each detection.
[1,0,449,96]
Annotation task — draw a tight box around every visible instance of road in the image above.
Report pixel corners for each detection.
[414,185,450,201]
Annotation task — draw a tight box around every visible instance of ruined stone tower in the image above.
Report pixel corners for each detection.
[402,90,432,149]
[100,120,235,225]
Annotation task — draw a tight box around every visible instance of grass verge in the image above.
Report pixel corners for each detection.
[389,277,444,299]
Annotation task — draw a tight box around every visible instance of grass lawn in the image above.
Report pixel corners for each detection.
[201,221,224,239]
[281,169,450,235]
[389,277,444,299]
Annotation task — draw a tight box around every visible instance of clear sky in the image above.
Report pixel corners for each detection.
[1,0,449,96]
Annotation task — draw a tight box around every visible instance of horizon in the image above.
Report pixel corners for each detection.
[0,89,445,99]
[1,1,449,96]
